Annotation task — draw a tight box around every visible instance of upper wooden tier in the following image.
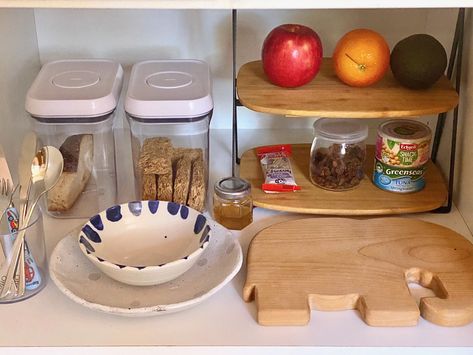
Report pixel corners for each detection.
[237,59,459,118]
[0,1,467,9]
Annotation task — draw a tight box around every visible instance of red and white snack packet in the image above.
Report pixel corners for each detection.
[257,144,301,193]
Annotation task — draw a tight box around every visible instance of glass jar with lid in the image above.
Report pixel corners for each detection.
[310,118,368,191]
[213,177,252,230]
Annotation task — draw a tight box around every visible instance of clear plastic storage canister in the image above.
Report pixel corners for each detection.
[310,118,368,191]
[125,60,213,212]
[25,59,123,218]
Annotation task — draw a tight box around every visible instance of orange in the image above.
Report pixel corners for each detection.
[333,29,390,87]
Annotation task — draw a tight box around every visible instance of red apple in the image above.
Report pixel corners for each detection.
[262,24,323,88]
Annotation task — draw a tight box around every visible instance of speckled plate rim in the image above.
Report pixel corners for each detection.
[49,221,243,317]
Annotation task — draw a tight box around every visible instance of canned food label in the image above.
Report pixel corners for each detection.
[373,160,425,193]
[376,136,430,168]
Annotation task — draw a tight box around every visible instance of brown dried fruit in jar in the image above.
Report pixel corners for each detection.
[310,143,365,190]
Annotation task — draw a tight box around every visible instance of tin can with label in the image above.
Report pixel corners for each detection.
[373,158,426,193]
[375,120,431,168]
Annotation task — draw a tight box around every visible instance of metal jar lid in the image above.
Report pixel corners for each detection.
[214,177,251,200]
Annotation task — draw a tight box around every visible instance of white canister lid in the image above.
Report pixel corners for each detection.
[25,59,123,120]
[125,60,213,120]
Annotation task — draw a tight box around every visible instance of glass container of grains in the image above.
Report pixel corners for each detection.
[213,177,253,230]
[310,118,368,191]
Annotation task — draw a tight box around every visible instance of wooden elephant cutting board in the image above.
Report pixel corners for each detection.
[243,218,473,327]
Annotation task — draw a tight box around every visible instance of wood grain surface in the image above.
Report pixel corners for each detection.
[240,144,447,215]
[243,217,473,327]
[237,59,459,118]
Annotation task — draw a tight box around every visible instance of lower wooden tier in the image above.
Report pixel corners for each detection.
[240,144,447,215]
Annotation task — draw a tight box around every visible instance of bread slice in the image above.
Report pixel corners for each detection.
[48,134,93,211]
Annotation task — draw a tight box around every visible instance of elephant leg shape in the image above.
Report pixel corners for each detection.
[408,270,473,326]
[421,297,473,326]
[255,286,311,325]
[358,294,420,326]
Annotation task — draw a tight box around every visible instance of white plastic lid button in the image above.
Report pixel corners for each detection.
[25,59,123,119]
[125,60,213,119]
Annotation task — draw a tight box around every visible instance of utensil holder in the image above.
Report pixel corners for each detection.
[0,208,46,303]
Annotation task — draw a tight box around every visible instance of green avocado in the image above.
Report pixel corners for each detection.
[390,34,447,90]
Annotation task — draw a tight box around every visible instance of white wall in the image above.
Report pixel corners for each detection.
[0,9,41,181]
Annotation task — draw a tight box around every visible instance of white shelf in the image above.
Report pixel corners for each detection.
[2,128,473,354]
[0,0,472,9]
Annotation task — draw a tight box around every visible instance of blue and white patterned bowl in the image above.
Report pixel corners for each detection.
[78,200,211,286]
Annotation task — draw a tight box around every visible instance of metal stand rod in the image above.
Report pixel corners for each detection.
[434,8,465,213]
[431,8,464,162]
[232,9,240,176]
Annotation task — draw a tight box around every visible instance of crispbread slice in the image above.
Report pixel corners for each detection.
[138,137,172,175]
[187,156,206,212]
[172,147,203,163]
[157,171,173,201]
[173,157,192,205]
[141,174,157,200]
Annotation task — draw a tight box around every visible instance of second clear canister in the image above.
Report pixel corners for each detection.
[125,60,213,212]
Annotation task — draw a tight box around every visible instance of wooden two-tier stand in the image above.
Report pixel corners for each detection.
[231,8,465,215]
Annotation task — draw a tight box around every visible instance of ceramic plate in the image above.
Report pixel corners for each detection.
[49,221,242,317]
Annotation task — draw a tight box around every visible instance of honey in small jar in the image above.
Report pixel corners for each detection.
[213,177,253,230]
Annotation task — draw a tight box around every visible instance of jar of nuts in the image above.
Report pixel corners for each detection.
[310,118,368,191]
